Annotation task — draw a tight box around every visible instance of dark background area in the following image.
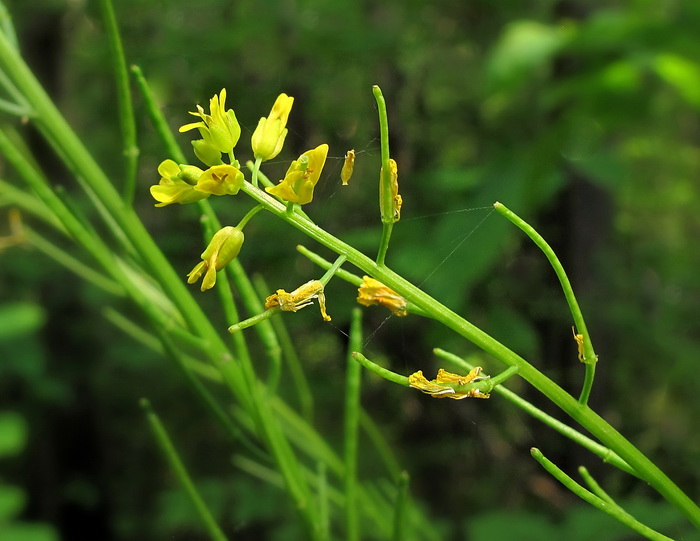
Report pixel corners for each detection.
[1,0,699,539]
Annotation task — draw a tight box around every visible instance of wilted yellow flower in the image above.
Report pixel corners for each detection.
[265,144,329,205]
[264,279,331,321]
[357,275,408,316]
[341,149,355,185]
[572,327,585,362]
[150,159,209,207]
[187,226,244,291]
[194,164,244,196]
[379,158,401,223]
[179,89,241,154]
[408,367,490,399]
[251,93,294,161]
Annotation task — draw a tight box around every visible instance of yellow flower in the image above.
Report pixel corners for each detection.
[408,367,490,399]
[264,279,331,321]
[150,159,209,207]
[194,164,244,196]
[265,144,329,205]
[356,275,408,316]
[187,226,244,291]
[251,93,294,161]
[179,89,241,154]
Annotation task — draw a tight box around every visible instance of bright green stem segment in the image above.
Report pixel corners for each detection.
[319,254,346,286]
[493,202,597,405]
[228,308,277,333]
[352,352,409,387]
[531,448,673,541]
[140,399,229,541]
[373,85,394,266]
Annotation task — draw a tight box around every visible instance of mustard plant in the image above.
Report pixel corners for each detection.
[0,3,698,540]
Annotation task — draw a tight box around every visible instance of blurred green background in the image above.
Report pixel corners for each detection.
[1,0,699,539]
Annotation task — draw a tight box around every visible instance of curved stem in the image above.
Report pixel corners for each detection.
[494,202,598,405]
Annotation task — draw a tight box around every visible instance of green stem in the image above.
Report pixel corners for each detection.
[251,156,262,187]
[344,309,363,541]
[373,85,394,267]
[352,352,408,387]
[25,227,125,296]
[578,466,617,505]
[99,0,138,203]
[130,65,187,163]
[236,204,263,230]
[141,399,229,541]
[227,308,277,333]
[319,254,346,286]
[493,202,597,404]
[237,179,700,530]
[392,471,410,541]
[297,244,363,286]
[317,462,330,541]
[531,448,673,541]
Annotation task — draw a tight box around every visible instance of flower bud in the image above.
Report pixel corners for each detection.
[251,93,294,161]
[187,226,244,291]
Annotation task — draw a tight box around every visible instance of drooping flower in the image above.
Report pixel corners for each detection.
[194,164,244,196]
[408,367,490,399]
[251,93,294,161]
[187,226,244,291]
[150,159,209,207]
[356,275,408,316]
[265,144,329,205]
[179,89,241,154]
[264,279,331,321]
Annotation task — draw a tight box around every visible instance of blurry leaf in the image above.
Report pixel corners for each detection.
[487,305,539,359]
[0,523,59,541]
[467,510,559,540]
[0,485,25,521]
[487,21,569,89]
[0,412,28,458]
[654,54,700,109]
[0,303,45,342]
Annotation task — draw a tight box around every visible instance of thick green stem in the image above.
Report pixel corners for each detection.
[237,179,700,530]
